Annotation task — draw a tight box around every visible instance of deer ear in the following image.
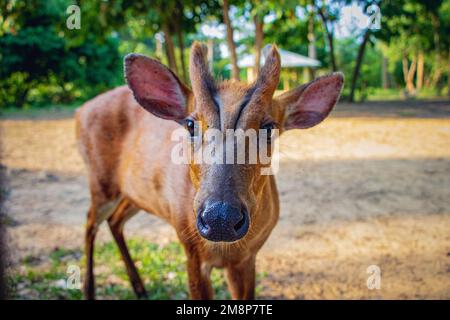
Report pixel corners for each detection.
[255,45,281,100]
[276,73,344,130]
[124,53,191,121]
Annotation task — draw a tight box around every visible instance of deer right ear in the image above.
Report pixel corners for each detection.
[124,54,191,121]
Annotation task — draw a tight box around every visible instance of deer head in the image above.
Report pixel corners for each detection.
[124,42,343,243]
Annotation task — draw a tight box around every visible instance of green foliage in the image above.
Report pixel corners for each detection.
[379,0,450,93]
[264,10,329,70]
[0,0,122,108]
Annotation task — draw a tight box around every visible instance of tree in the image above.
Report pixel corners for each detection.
[230,0,297,78]
[162,20,179,75]
[379,0,441,95]
[348,28,372,102]
[316,1,340,71]
[151,1,180,75]
[222,0,240,80]
[263,4,328,72]
[418,0,444,86]
[348,0,380,102]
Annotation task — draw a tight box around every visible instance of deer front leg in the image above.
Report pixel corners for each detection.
[225,256,256,300]
[184,246,214,300]
[84,206,98,300]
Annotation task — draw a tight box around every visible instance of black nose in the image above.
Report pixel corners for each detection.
[197,201,249,242]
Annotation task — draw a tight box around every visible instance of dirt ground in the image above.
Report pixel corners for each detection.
[2,99,450,299]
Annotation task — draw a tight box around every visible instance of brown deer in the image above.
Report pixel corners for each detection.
[75,42,343,300]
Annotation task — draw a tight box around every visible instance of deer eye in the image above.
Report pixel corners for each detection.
[261,122,275,143]
[185,119,196,137]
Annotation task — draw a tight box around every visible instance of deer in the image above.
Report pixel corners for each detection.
[75,42,344,300]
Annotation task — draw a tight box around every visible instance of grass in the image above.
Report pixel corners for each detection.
[366,87,445,101]
[7,240,265,300]
[0,103,80,119]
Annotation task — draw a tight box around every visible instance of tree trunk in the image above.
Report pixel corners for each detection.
[324,26,336,72]
[222,0,240,80]
[406,55,417,94]
[402,53,409,84]
[162,20,178,75]
[253,15,264,78]
[416,51,424,90]
[317,6,337,72]
[402,53,417,96]
[307,1,317,80]
[348,29,371,103]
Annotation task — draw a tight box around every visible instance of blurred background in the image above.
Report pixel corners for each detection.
[1,0,450,109]
[0,0,449,299]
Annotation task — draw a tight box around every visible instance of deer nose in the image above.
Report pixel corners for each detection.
[197,201,249,242]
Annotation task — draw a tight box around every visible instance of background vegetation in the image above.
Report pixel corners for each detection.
[0,0,449,107]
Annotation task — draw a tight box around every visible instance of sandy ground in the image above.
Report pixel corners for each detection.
[1,99,450,299]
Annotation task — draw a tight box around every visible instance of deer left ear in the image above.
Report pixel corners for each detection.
[275,72,344,130]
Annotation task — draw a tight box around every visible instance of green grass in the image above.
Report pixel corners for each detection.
[0,103,80,119]
[7,240,264,300]
[366,87,445,101]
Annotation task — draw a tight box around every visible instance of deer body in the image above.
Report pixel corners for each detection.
[76,43,343,300]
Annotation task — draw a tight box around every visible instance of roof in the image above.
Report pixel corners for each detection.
[238,44,321,68]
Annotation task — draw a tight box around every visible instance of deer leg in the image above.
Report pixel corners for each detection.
[225,256,256,300]
[184,245,214,300]
[84,206,98,300]
[107,200,147,299]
